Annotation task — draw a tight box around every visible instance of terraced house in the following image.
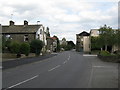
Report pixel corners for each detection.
[2,20,48,52]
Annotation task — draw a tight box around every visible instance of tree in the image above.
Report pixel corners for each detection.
[20,42,30,56]
[2,36,6,52]
[116,30,120,50]
[30,39,43,56]
[67,41,75,49]
[99,24,115,51]
[5,39,12,51]
[10,41,21,54]
[91,36,101,50]
[46,27,50,37]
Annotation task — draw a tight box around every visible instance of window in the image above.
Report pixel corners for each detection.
[24,35,28,41]
[37,34,40,39]
[40,29,42,34]
[6,34,11,40]
[97,31,99,34]
[6,34,10,38]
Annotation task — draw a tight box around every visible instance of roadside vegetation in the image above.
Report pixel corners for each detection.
[91,25,120,62]
[60,41,75,51]
[2,38,43,58]
[30,39,43,56]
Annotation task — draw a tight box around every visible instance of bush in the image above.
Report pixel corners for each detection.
[99,50,111,56]
[20,42,30,56]
[5,39,12,51]
[30,39,43,56]
[10,41,21,54]
[113,50,120,55]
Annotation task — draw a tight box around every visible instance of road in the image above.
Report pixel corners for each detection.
[2,54,57,70]
[2,51,118,89]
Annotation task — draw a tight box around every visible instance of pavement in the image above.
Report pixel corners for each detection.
[85,55,118,88]
[2,51,118,89]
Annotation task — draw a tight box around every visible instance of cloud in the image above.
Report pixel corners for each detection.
[0,0,118,43]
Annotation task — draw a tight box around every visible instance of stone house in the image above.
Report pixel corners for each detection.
[46,36,54,53]
[46,36,57,52]
[76,31,91,53]
[2,20,47,52]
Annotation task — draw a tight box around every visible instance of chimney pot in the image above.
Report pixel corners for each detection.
[24,20,28,25]
[9,21,14,26]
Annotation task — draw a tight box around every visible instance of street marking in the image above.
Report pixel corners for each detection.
[68,58,70,60]
[7,75,39,89]
[63,61,67,64]
[83,54,97,57]
[93,66,105,68]
[68,55,70,60]
[93,66,115,68]
[48,65,61,72]
[88,67,94,88]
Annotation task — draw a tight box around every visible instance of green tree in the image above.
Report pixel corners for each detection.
[67,41,75,50]
[10,41,21,54]
[5,39,12,51]
[30,39,43,56]
[91,36,101,50]
[99,24,115,51]
[2,36,6,52]
[46,27,50,37]
[116,30,120,50]
[20,42,30,56]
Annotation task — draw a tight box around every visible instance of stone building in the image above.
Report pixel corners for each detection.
[46,36,54,53]
[90,29,99,37]
[2,20,47,45]
[76,31,91,53]
[2,20,48,53]
[46,36,57,52]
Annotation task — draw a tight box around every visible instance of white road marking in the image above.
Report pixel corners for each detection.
[68,55,70,60]
[7,75,39,89]
[48,65,61,72]
[83,54,97,57]
[68,58,70,60]
[93,66,105,68]
[63,61,67,64]
[93,66,114,68]
[88,67,94,88]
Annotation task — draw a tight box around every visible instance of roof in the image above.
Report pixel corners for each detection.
[52,37,57,40]
[77,31,90,36]
[2,25,42,34]
[46,36,57,40]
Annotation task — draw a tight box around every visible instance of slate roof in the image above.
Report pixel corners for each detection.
[2,25,42,34]
[78,31,90,36]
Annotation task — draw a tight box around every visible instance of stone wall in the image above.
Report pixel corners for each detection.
[3,33,36,43]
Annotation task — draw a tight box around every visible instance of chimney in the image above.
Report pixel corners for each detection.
[24,20,28,25]
[9,21,14,26]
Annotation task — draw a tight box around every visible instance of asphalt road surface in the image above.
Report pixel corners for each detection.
[2,51,118,89]
[2,54,57,70]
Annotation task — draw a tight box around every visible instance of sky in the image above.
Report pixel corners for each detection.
[0,0,119,43]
